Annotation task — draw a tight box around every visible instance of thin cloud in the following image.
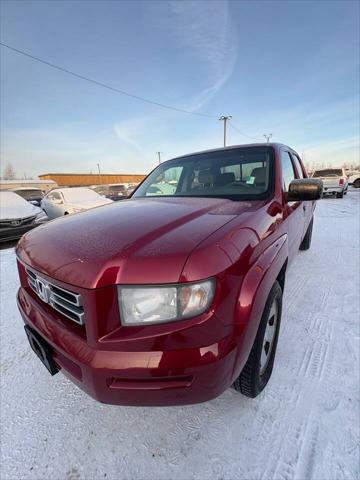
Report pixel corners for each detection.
[164,1,237,110]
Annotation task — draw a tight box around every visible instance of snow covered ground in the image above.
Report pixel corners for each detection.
[1,191,359,480]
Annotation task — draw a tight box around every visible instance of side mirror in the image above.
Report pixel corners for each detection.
[287,179,323,202]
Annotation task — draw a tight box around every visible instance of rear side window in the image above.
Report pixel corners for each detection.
[312,169,342,177]
[281,151,296,192]
[291,154,304,178]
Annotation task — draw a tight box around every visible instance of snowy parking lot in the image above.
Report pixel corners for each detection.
[1,191,359,480]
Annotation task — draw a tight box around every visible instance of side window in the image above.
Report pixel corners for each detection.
[281,151,296,192]
[291,154,304,178]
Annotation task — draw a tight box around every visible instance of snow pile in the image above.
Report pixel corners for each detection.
[61,187,112,205]
[1,191,359,480]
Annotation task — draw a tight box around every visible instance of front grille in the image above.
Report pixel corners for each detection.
[26,269,85,325]
[0,215,36,229]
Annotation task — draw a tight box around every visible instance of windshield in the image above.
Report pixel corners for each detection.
[134,147,274,201]
[0,191,28,207]
[109,185,126,193]
[62,188,103,203]
[14,189,43,200]
[312,169,342,177]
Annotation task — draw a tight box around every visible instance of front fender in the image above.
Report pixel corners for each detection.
[231,234,288,380]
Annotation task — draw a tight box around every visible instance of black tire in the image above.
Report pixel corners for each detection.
[233,281,283,398]
[353,179,360,189]
[336,191,344,198]
[299,217,313,251]
[64,212,69,215]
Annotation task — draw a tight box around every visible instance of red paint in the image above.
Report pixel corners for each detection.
[16,143,314,406]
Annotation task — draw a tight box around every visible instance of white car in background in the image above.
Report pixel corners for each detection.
[311,168,348,198]
[349,171,360,189]
[0,191,48,242]
[41,187,113,219]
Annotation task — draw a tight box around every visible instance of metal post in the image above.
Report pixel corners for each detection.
[219,116,232,147]
[263,133,272,143]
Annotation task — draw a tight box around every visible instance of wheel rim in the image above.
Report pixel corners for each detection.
[260,300,278,375]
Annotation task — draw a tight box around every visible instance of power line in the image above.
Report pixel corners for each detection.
[229,122,262,142]
[0,42,217,118]
[1,42,266,142]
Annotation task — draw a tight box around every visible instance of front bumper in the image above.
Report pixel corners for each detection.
[17,286,237,406]
[323,186,343,194]
[0,224,38,243]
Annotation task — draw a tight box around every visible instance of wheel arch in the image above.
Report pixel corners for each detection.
[231,235,288,381]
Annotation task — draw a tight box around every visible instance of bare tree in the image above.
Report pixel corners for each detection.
[2,163,17,180]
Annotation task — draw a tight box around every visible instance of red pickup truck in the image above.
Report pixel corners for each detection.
[16,144,322,406]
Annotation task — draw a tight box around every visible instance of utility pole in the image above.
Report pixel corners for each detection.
[263,133,272,143]
[156,152,162,164]
[219,116,232,147]
[97,163,101,184]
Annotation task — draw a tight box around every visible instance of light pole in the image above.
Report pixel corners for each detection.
[97,163,101,184]
[219,115,232,147]
[156,152,162,164]
[263,133,272,143]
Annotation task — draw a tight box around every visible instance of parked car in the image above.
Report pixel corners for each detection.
[311,168,348,198]
[91,184,128,201]
[16,143,322,406]
[0,191,48,242]
[349,171,360,188]
[11,187,44,206]
[41,187,113,219]
[126,183,139,196]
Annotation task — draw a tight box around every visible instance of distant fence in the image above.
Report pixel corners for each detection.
[39,173,147,187]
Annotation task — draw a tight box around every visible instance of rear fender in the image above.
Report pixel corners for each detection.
[231,234,288,380]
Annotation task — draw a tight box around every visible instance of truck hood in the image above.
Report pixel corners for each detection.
[17,197,257,289]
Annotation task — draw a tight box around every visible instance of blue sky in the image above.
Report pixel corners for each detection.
[1,0,359,178]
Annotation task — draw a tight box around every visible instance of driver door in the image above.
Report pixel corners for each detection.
[280,150,304,262]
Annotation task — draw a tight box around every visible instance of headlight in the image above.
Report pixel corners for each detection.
[118,279,215,326]
[69,207,84,214]
[34,211,48,223]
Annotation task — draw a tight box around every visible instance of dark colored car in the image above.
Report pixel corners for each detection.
[12,188,44,206]
[92,184,128,201]
[16,144,322,406]
[0,191,48,243]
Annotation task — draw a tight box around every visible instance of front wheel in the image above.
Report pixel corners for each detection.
[233,281,283,398]
[336,191,344,198]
